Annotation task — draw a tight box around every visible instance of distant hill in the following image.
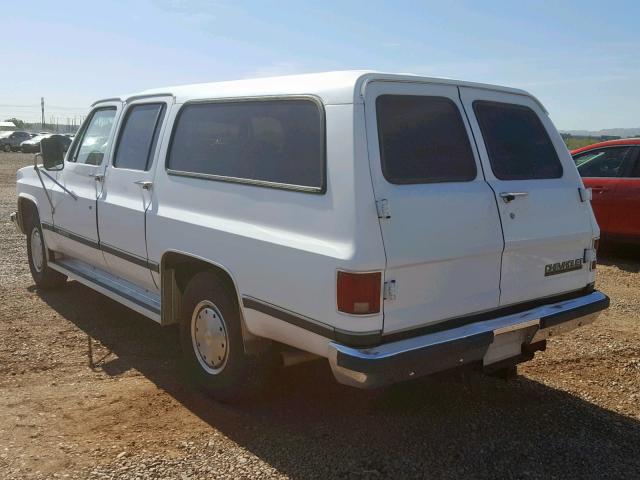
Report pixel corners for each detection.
[561,127,640,138]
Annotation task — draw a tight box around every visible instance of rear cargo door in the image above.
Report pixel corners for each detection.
[459,87,595,306]
[364,81,504,335]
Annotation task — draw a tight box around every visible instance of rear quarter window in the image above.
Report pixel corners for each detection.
[473,101,563,180]
[376,95,477,184]
[166,98,325,192]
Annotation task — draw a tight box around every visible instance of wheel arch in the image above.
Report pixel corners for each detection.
[16,193,40,234]
[159,250,270,353]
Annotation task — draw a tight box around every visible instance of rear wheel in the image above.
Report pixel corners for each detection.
[2,143,10,152]
[25,209,67,289]
[179,271,275,401]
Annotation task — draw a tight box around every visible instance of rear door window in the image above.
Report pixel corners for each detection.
[376,95,477,184]
[574,146,635,178]
[113,103,166,171]
[473,101,563,180]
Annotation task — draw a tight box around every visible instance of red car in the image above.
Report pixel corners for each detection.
[572,138,640,243]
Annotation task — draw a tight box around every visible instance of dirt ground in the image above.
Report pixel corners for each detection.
[1,152,639,479]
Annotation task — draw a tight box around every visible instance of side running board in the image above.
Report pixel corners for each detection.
[49,258,161,323]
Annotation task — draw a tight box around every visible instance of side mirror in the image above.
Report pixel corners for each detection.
[40,137,65,171]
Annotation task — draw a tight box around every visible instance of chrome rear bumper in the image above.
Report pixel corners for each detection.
[329,290,609,388]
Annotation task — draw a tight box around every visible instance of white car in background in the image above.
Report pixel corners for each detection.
[12,71,609,400]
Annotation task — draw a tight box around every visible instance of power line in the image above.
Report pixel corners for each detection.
[0,104,87,109]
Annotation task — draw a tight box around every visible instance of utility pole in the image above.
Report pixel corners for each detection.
[41,97,45,129]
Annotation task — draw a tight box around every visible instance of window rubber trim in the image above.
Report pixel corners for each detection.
[375,94,478,185]
[472,100,564,181]
[111,103,166,171]
[164,95,327,194]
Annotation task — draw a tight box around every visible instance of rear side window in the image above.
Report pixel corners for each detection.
[574,146,635,178]
[167,99,324,191]
[474,101,563,180]
[376,95,476,184]
[113,103,165,170]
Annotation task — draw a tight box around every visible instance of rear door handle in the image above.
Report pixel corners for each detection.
[134,180,153,190]
[499,192,529,203]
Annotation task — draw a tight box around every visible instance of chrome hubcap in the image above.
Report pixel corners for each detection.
[191,301,228,374]
[30,227,44,273]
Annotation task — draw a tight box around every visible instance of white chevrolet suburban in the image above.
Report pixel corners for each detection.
[12,71,609,400]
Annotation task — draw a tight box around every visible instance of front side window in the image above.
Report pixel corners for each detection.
[70,108,117,165]
[376,95,477,184]
[474,101,563,180]
[113,103,165,170]
[167,99,324,191]
[574,147,635,178]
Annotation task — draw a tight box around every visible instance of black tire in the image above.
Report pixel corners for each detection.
[2,143,10,152]
[24,209,67,289]
[179,271,275,401]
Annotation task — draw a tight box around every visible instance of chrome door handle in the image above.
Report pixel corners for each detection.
[499,192,528,203]
[89,173,104,182]
[134,180,153,190]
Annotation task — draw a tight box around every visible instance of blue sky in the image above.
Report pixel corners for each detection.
[3,0,639,130]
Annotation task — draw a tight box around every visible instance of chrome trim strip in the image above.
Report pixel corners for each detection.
[101,242,150,269]
[166,169,324,193]
[242,295,382,347]
[42,222,99,249]
[242,295,334,338]
[44,224,159,272]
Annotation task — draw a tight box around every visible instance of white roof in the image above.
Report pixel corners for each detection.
[93,70,542,110]
[0,121,16,128]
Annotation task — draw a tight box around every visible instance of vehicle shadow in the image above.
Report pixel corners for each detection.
[35,281,640,479]
[599,242,640,273]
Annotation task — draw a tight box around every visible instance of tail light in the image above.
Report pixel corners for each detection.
[591,238,599,271]
[337,271,381,315]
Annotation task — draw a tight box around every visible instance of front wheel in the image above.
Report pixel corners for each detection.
[179,271,275,401]
[2,143,10,152]
[25,211,67,289]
